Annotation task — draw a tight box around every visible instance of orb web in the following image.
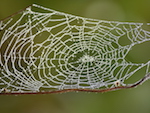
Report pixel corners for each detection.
[0,4,150,93]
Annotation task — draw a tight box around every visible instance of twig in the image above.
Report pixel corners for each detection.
[0,73,150,95]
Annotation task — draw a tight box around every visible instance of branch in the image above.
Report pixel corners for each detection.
[0,73,150,95]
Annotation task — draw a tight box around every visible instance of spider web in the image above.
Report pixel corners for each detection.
[0,4,150,93]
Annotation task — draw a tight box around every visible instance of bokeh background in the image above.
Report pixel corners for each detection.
[0,0,150,113]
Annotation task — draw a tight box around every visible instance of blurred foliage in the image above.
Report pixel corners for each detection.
[0,0,150,113]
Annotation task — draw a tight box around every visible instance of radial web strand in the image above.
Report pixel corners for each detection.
[0,4,150,94]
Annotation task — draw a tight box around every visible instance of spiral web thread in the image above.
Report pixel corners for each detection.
[0,4,150,93]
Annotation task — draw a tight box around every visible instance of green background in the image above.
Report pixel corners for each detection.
[0,0,150,113]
